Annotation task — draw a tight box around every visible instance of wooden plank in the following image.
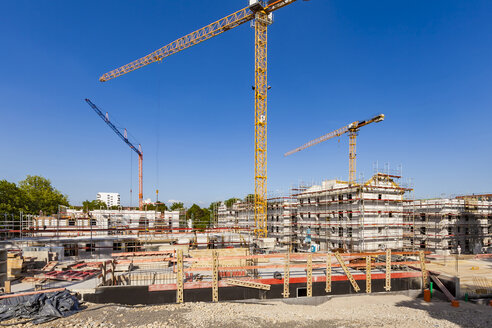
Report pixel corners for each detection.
[0,288,66,299]
[334,252,360,292]
[182,251,428,262]
[430,275,455,301]
[224,279,271,291]
[180,261,421,272]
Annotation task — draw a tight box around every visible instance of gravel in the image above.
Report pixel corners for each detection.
[2,294,491,328]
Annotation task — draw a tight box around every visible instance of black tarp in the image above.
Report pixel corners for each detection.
[0,290,79,324]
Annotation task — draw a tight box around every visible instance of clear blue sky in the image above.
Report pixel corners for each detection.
[1,0,491,206]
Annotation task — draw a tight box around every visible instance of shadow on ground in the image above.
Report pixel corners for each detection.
[395,292,492,328]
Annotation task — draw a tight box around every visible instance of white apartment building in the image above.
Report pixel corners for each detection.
[294,173,408,252]
[97,192,120,207]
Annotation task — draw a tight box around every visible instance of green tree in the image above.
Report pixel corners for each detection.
[18,175,69,215]
[208,201,221,212]
[224,197,240,209]
[186,204,211,230]
[0,180,27,213]
[145,201,168,212]
[82,199,107,212]
[244,194,255,203]
[170,202,184,211]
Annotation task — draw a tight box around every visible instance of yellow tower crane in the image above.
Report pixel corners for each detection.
[285,114,385,184]
[99,0,307,238]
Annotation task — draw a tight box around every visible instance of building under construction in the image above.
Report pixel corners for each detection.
[292,173,409,253]
[404,195,492,255]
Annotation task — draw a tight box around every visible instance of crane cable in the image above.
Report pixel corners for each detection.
[156,60,162,204]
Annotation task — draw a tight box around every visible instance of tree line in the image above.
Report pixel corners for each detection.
[0,175,69,216]
[0,174,255,230]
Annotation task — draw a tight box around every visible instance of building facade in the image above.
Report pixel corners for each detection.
[294,173,408,252]
[404,195,492,255]
[96,192,120,207]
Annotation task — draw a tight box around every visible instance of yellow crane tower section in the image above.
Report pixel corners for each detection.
[284,114,385,184]
[98,0,305,238]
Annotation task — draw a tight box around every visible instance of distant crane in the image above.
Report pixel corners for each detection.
[285,114,385,184]
[98,0,309,238]
[85,99,144,209]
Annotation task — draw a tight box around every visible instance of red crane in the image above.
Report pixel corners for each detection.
[85,99,144,209]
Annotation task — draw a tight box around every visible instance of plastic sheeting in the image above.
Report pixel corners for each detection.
[0,290,79,324]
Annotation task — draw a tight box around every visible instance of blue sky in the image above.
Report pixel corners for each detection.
[1,0,491,206]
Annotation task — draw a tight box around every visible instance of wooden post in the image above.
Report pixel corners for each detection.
[111,260,116,286]
[307,253,312,297]
[385,248,391,291]
[212,250,218,302]
[176,249,184,303]
[282,252,290,298]
[102,262,107,286]
[419,251,428,289]
[325,252,331,293]
[4,280,11,294]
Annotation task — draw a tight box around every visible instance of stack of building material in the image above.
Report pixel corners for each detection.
[6,253,23,279]
[41,270,100,281]
[189,248,249,268]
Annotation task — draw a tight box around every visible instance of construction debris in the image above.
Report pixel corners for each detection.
[0,290,79,324]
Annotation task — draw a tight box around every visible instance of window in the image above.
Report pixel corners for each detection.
[378,194,382,200]
[347,227,353,237]
[421,214,426,222]
[420,227,426,235]
[91,219,97,226]
[85,243,95,252]
[113,242,122,251]
[63,244,78,257]
[389,212,393,218]
[378,227,383,234]
[68,218,76,226]
[348,194,353,200]
[338,227,343,237]
[348,212,353,219]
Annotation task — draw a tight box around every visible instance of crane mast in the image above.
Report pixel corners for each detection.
[285,114,385,184]
[98,0,302,238]
[85,99,144,210]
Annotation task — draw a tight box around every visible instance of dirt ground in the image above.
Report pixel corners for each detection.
[3,293,492,328]
[427,256,492,295]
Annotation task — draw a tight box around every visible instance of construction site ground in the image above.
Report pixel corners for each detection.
[2,293,491,328]
[427,256,492,295]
